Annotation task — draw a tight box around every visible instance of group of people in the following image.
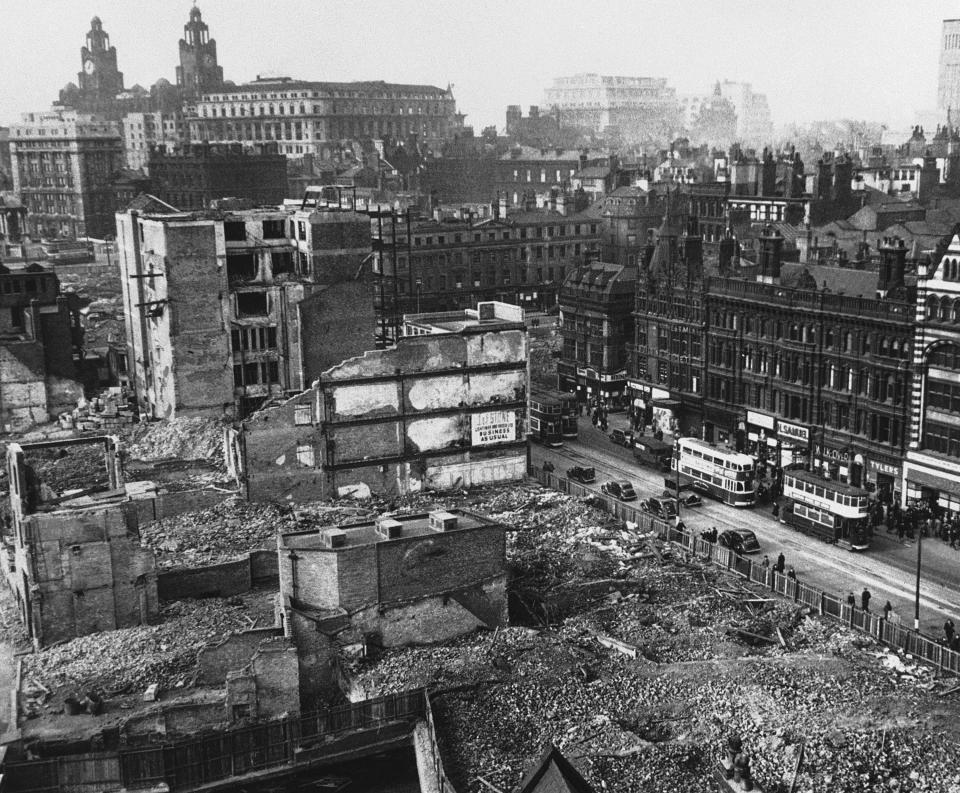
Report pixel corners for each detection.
[944,619,960,651]
[877,501,960,547]
[760,552,796,580]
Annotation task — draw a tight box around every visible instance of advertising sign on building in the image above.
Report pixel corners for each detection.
[777,420,809,444]
[472,410,517,445]
[747,411,775,430]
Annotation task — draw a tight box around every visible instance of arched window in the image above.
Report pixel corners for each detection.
[927,294,940,320]
[942,296,953,322]
[880,336,890,356]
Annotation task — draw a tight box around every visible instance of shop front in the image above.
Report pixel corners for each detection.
[903,465,960,518]
[743,411,811,467]
[866,457,901,504]
[775,420,811,468]
[704,405,741,446]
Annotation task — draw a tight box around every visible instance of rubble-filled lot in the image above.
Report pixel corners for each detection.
[123,416,227,464]
[21,589,276,715]
[346,483,960,793]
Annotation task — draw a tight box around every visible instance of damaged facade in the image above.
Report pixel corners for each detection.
[0,262,83,434]
[237,301,529,502]
[5,436,159,648]
[278,508,507,707]
[116,196,373,420]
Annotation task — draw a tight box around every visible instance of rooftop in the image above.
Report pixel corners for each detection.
[403,301,526,333]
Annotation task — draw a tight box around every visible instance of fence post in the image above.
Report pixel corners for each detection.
[819,591,824,616]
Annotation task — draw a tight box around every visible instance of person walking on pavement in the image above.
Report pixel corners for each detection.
[775,552,785,575]
[846,591,856,608]
[772,500,780,519]
[762,555,770,569]
[861,588,871,611]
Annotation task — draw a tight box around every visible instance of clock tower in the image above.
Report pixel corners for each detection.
[177,5,224,100]
[76,16,124,98]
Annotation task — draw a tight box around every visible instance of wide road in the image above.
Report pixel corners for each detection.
[531,416,960,638]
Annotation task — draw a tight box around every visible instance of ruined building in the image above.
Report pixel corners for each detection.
[5,436,159,648]
[236,301,528,502]
[278,508,507,708]
[116,196,373,420]
[0,262,83,434]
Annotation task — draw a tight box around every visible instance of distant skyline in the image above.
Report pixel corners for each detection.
[0,1,956,134]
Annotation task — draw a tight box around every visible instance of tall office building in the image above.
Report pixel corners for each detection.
[938,18,960,122]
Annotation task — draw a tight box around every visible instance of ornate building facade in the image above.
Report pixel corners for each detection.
[176,5,224,100]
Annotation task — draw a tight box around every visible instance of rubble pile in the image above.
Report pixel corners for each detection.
[59,390,136,432]
[123,416,226,464]
[22,443,112,495]
[21,593,270,712]
[139,496,300,567]
[343,481,960,793]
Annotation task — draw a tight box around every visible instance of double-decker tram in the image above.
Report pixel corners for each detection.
[528,388,565,447]
[558,392,579,440]
[670,437,756,506]
[780,468,871,550]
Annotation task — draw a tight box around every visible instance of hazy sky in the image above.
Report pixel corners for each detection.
[0,1,955,131]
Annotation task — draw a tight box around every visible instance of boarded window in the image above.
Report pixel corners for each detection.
[294,404,312,425]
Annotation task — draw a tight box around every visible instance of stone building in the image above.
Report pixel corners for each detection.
[5,436,159,648]
[58,17,126,116]
[121,112,188,171]
[9,109,125,239]
[939,18,960,124]
[236,302,528,502]
[558,260,637,406]
[116,197,373,420]
[278,508,507,707]
[0,262,83,433]
[370,200,601,343]
[187,77,458,157]
[543,74,682,143]
[176,5,225,101]
[903,233,960,513]
[147,142,288,210]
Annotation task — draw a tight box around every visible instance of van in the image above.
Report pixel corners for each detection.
[610,428,634,447]
[633,437,673,468]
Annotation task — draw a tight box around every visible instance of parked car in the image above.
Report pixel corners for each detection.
[640,497,678,520]
[610,428,634,447]
[600,480,637,501]
[661,490,703,508]
[718,529,761,555]
[566,465,596,484]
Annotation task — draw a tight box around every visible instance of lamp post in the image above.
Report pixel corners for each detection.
[915,519,923,631]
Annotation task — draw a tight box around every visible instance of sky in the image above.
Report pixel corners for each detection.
[0,0,956,132]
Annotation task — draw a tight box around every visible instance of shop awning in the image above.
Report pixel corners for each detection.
[905,467,960,494]
[652,399,682,409]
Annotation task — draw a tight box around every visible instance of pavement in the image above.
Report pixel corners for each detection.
[533,415,960,640]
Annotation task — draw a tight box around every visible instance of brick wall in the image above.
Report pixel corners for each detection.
[250,641,300,719]
[287,609,339,712]
[196,628,284,686]
[157,558,250,600]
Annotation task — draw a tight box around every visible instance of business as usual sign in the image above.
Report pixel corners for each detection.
[472,410,517,445]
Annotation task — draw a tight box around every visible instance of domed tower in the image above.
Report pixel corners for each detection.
[76,16,124,99]
[177,5,224,100]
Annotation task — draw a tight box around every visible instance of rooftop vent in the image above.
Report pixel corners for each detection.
[323,528,347,548]
[376,518,403,539]
[429,510,459,532]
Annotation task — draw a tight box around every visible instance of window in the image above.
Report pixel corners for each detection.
[236,292,268,316]
[227,253,257,283]
[224,221,246,242]
[262,219,285,239]
[297,444,315,466]
[9,305,24,328]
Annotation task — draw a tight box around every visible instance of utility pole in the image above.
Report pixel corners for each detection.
[914,526,923,631]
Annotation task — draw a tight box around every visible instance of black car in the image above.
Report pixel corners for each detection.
[718,529,761,555]
[600,480,638,501]
[610,428,634,447]
[566,465,596,484]
[640,497,678,520]
[659,490,703,508]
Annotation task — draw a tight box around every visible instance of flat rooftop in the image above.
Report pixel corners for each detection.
[281,510,493,550]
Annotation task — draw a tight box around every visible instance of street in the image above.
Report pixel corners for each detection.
[531,415,960,638]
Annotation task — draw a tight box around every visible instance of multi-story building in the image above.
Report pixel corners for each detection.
[939,18,960,124]
[235,301,528,502]
[0,262,83,433]
[628,213,707,432]
[187,77,458,157]
[543,74,682,143]
[121,112,187,171]
[705,234,914,497]
[116,197,373,420]
[596,186,664,267]
[718,81,774,146]
[147,143,287,210]
[903,232,960,514]
[10,109,124,239]
[369,200,601,343]
[58,17,126,116]
[558,260,637,405]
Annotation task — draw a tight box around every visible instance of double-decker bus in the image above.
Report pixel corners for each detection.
[780,468,871,550]
[528,388,565,446]
[670,437,756,507]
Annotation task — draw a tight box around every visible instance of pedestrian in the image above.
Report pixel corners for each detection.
[762,555,770,569]
[897,519,905,542]
[945,619,956,644]
[861,587,871,611]
[883,601,893,621]
[787,567,797,580]
[846,591,856,608]
[775,552,785,574]
[772,500,780,519]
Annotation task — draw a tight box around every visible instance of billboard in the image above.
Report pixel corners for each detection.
[471,410,517,445]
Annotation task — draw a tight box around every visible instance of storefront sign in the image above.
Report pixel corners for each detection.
[651,387,671,401]
[600,369,626,382]
[627,380,649,394]
[576,367,587,377]
[868,459,900,477]
[747,411,775,431]
[814,445,849,462]
[471,410,516,445]
[777,420,809,444]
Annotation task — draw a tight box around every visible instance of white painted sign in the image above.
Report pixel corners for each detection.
[747,410,775,430]
[777,420,810,444]
[472,410,517,445]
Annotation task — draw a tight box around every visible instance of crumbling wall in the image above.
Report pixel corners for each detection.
[0,341,49,433]
[196,628,284,686]
[250,640,300,719]
[298,280,374,382]
[157,558,251,601]
[286,609,341,712]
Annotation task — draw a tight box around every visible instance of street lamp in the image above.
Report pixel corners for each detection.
[915,521,923,631]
